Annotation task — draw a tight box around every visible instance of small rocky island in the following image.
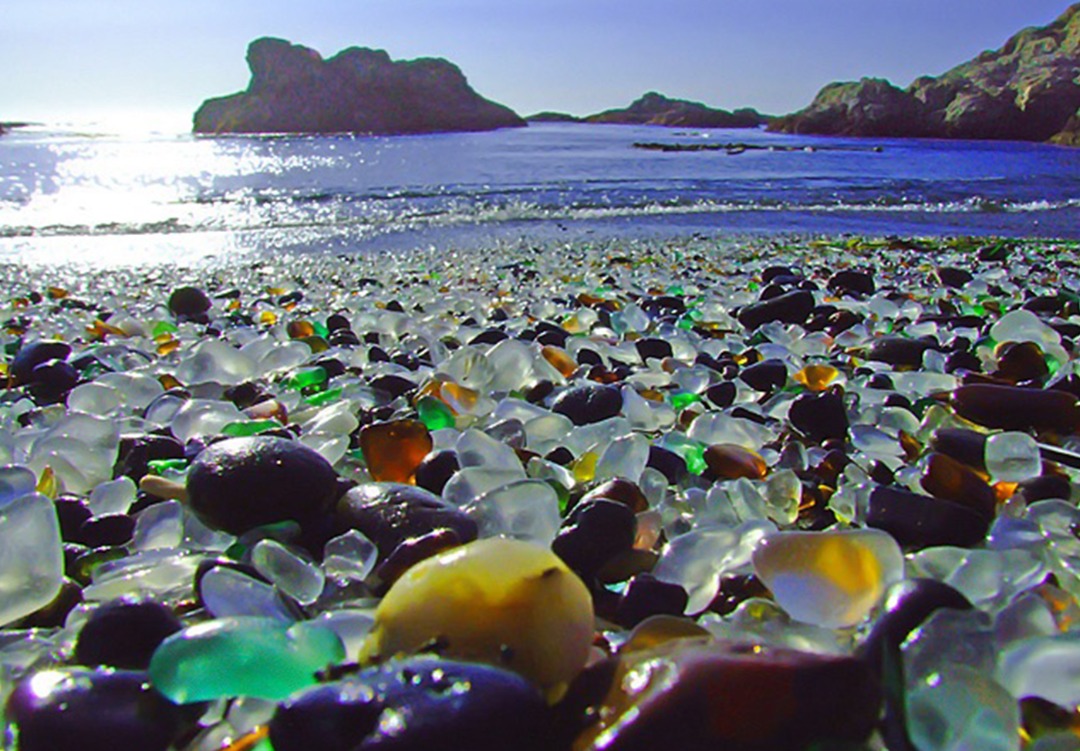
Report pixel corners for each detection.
[583,92,768,128]
[769,3,1080,144]
[193,37,525,136]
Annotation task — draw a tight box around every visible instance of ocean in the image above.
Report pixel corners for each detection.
[2,121,1080,266]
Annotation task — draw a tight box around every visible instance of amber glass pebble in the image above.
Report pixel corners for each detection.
[793,363,841,392]
[359,419,434,483]
[703,443,768,480]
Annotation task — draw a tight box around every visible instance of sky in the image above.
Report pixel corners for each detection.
[1,0,1074,129]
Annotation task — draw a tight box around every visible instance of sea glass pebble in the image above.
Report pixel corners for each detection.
[0,491,64,626]
[359,419,433,483]
[752,528,904,628]
[358,537,593,694]
[149,616,346,703]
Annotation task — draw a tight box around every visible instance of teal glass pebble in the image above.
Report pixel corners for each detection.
[148,616,346,703]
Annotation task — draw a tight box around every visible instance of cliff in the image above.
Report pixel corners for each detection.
[193,38,526,135]
[769,3,1080,143]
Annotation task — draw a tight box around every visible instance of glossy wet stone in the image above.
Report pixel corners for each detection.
[149,616,346,703]
[553,499,637,582]
[359,419,433,483]
[752,528,904,628]
[787,388,849,443]
[270,656,549,751]
[359,538,594,694]
[10,339,72,385]
[950,384,1080,433]
[920,452,998,521]
[74,596,183,669]
[186,435,340,534]
[551,383,623,425]
[572,639,881,751]
[867,485,991,549]
[329,482,477,562]
[167,285,212,319]
[736,289,814,330]
[614,574,690,627]
[6,667,198,751]
[738,357,787,392]
[827,269,876,297]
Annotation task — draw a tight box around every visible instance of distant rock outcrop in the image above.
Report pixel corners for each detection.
[585,92,769,128]
[193,38,526,135]
[525,111,583,123]
[770,3,1080,143]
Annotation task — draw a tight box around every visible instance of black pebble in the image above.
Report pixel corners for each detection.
[74,597,183,670]
[551,383,622,426]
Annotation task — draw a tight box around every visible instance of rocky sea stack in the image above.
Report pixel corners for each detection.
[193,37,526,135]
[585,92,769,128]
[770,3,1080,143]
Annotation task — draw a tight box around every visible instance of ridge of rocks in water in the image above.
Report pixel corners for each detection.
[0,234,1079,750]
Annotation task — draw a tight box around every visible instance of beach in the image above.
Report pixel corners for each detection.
[1,231,1079,749]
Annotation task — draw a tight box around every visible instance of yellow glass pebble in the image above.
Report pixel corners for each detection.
[573,451,598,484]
[751,529,903,628]
[358,538,594,698]
[541,346,578,378]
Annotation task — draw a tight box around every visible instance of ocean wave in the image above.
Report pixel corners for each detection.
[4,193,1080,239]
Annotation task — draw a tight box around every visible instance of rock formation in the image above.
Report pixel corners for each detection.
[770,3,1080,143]
[193,38,525,135]
[584,92,768,128]
[525,112,583,123]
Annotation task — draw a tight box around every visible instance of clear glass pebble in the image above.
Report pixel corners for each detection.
[0,492,64,627]
[132,499,184,551]
[87,476,136,516]
[985,431,1042,483]
[907,666,1021,751]
[322,529,379,582]
[464,478,561,544]
[199,566,297,623]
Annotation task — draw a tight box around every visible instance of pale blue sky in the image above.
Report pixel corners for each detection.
[1,0,1073,128]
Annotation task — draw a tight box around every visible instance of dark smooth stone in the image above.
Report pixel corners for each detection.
[270,656,549,751]
[328,329,360,347]
[74,597,183,670]
[1015,474,1072,504]
[6,667,198,751]
[468,329,508,345]
[867,336,936,368]
[951,384,1080,433]
[167,286,211,318]
[788,389,849,442]
[646,445,687,485]
[55,498,93,542]
[704,380,736,409]
[368,374,418,402]
[326,313,351,331]
[929,428,988,473]
[545,446,575,466]
[935,266,973,288]
[867,485,990,549]
[75,514,135,547]
[11,340,71,385]
[551,383,622,425]
[945,349,983,373]
[736,289,815,330]
[993,341,1050,383]
[827,269,876,297]
[30,358,78,391]
[761,265,795,283]
[186,436,340,535]
[413,449,460,495]
[329,482,478,562]
[574,640,880,751]
[553,500,637,582]
[615,574,689,627]
[374,528,466,589]
[706,573,769,617]
[635,337,673,361]
[738,357,787,392]
[640,295,686,317]
[114,433,185,482]
[15,579,83,628]
[580,478,650,514]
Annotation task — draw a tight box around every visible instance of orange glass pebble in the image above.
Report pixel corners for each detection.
[359,419,434,483]
[793,363,841,392]
[287,320,316,339]
[440,381,481,414]
[156,339,180,356]
[541,345,578,378]
[703,443,768,480]
[245,399,288,424]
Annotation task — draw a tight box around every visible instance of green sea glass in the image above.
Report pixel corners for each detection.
[149,616,345,703]
[417,395,455,430]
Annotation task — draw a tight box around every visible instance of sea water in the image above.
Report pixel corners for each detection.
[1,121,1080,266]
